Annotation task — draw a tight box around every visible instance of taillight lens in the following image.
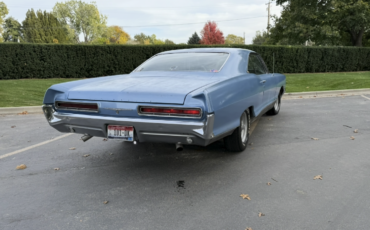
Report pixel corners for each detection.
[139,107,201,118]
[56,102,98,112]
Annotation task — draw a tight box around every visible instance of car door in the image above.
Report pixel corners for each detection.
[247,53,265,115]
[256,54,277,104]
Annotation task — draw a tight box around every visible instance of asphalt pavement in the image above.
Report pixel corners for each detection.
[0,95,370,230]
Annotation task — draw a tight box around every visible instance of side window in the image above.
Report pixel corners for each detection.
[248,54,266,75]
[257,55,269,73]
[247,55,257,74]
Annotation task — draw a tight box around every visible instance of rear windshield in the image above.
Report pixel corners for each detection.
[136,53,229,72]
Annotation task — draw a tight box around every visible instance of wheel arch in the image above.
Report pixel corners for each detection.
[280,86,285,96]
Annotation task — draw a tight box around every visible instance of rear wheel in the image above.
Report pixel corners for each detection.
[224,110,250,152]
[266,94,281,115]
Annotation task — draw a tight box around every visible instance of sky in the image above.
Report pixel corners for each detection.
[3,0,283,44]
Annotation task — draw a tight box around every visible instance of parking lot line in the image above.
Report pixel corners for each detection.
[361,95,370,100]
[0,133,73,160]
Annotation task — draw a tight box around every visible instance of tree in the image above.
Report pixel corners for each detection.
[252,31,271,45]
[107,26,130,44]
[165,39,175,44]
[187,32,200,44]
[134,33,150,44]
[22,9,69,43]
[2,17,23,42]
[271,0,370,47]
[134,33,166,45]
[0,1,9,42]
[225,34,244,44]
[332,0,370,46]
[200,21,225,45]
[52,0,107,43]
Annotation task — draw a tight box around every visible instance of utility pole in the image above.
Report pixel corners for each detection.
[244,32,245,44]
[266,0,271,33]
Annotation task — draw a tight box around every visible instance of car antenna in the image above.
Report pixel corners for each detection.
[273,52,275,75]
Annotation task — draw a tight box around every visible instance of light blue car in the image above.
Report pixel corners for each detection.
[42,48,286,152]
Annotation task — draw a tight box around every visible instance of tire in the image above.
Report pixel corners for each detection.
[266,94,281,116]
[224,110,250,152]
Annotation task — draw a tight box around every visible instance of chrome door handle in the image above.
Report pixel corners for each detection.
[260,80,266,84]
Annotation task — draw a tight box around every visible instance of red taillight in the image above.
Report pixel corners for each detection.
[140,107,201,117]
[56,102,98,112]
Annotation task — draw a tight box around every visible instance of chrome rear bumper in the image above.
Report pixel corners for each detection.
[42,105,216,146]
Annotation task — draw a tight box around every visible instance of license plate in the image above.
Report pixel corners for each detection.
[107,125,134,141]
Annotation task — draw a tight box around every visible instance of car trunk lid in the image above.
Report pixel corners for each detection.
[67,73,218,104]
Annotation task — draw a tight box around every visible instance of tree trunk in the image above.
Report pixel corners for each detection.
[349,29,364,47]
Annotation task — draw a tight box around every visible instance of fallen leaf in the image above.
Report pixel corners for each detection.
[258,212,265,217]
[110,153,113,155]
[103,138,107,141]
[353,129,358,133]
[18,111,28,115]
[350,136,355,140]
[103,201,109,204]
[69,147,76,150]
[314,96,317,97]
[245,228,253,230]
[311,138,319,140]
[314,175,323,180]
[11,126,16,128]
[268,118,272,120]
[83,154,90,157]
[240,194,251,200]
[267,182,271,185]
[16,164,27,170]
[249,143,253,146]
[54,168,60,171]
[306,87,309,88]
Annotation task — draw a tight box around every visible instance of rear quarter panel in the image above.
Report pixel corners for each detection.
[192,74,263,137]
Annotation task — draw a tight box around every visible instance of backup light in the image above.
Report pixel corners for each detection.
[139,107,202,118]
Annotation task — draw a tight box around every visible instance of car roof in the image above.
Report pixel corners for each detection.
[158,47,254,55]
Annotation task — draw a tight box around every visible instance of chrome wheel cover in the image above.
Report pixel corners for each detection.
[240,112,248,143]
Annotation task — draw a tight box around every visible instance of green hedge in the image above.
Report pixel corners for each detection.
[1,43,370,79]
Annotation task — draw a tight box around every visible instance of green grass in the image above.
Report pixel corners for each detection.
[1,72,370,107]
[0,79,81,107]
[286,72,370,93]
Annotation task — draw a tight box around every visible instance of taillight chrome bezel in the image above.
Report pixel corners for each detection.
[55,101,99,113]
[138,106,202,118]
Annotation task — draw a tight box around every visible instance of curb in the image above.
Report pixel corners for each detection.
[0,88,369,115]
[283,88,370,100]
[0,106,43,115]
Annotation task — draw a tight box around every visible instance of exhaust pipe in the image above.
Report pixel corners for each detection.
[176,142,183,151]
[81,134,93,142]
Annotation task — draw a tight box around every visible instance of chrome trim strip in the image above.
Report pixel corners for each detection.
[55,101,99,113]
[141,132,196,137]
[137,106,203,119]
[218,53,230,72]
[65,125,102,131]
